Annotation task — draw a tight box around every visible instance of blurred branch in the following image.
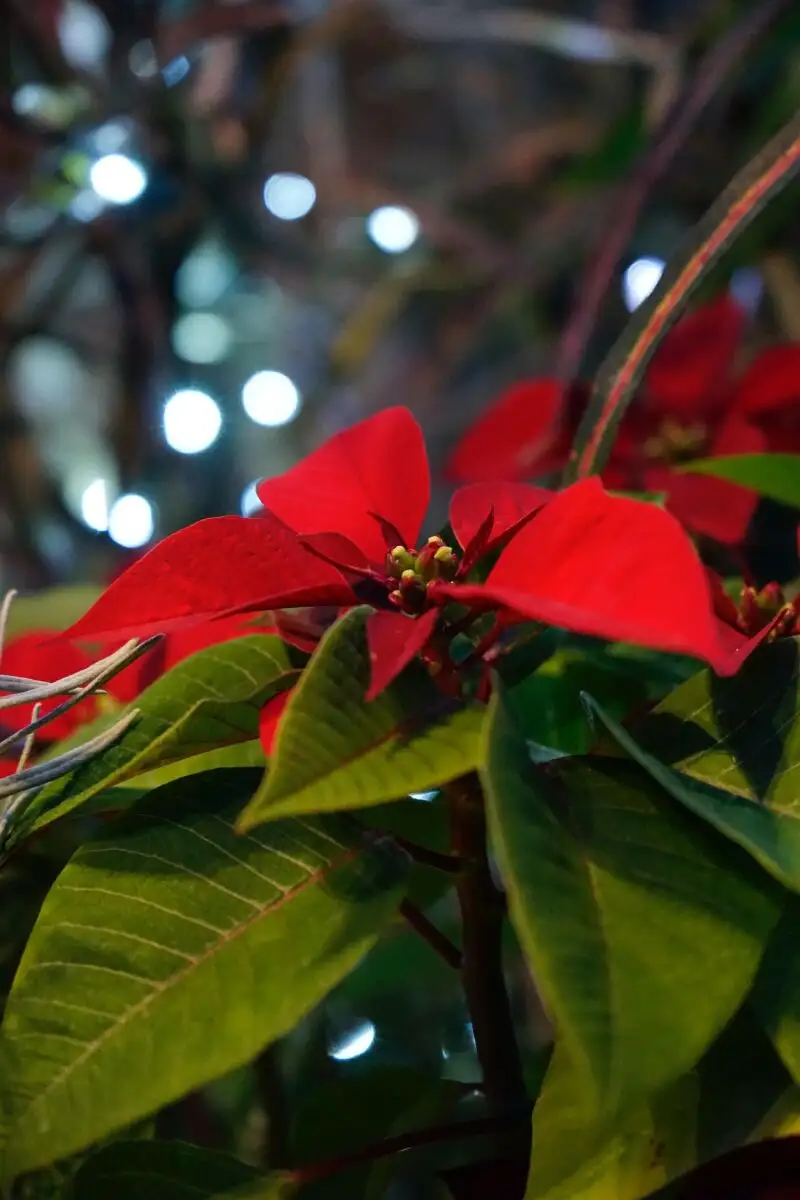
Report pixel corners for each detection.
[554,0,794,383]
[156,0,290,67]
[392,4,677,71]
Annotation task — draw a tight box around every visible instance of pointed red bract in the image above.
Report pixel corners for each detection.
[299,532,373,575]
[444,379,565,483]
[60,514,354,645]
[733,344,800,416]
[259,689,292,757]
[449,482,552,551]
[647,413,766,546]
[366,609,439,701]
[110,615,271,700]
[257,407,429,562]
[644,295,746,418]
[432,479,755,675]
[0,632,98,740]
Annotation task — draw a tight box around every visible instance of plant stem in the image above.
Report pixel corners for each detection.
[292,1110,529,1184]
[446,773,527,1113]
[255,1044,289,1169]
[400,898,462,969]
[390,835,464,874]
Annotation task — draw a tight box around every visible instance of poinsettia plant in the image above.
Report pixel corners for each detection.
[2,96,800,1200]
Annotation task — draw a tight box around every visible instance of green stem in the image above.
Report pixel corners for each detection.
[446,773,527,1113]
[292,1111,529,1184]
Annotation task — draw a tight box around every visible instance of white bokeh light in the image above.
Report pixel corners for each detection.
[241,370,301,427]
[172,313,233,364]
[108,494,154,549]
[69,189,105,223]
[89,154,147,205]
[410,791,438,802]
[163,389,222,455]
[240,481,263,516]
[329,1021,376,1062]
[58,1,110,71]
[263,173,316,221]
[92,121,130,155]
[176,241,234,308]
[622,256,665,312]
[367,205,420,254]
[80,479,110,532]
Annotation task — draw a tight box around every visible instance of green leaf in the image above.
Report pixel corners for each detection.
[592,639,800,891]
[238,608,485,829]
[508,649,650,755]
[0,769,408,1179]
[525,1043,698,1200]
[70,1140,295,1199]
[752,900,800,1089]
[481,688,781,1122]
[363,795,454,908]
[693,1004,791,1163]
[681,454,800,508]
[15,635,298,845]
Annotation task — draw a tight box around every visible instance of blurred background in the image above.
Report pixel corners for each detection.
[0,0,798,591]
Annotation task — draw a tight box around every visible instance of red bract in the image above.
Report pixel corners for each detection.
[60,408,550,709]
[429,478,764,676]
[446,295,800,546]
[110,615,274,703]
[257,408,551,701]
[61,513,355,645]
[58,409,764,747]
[0,633,99,742]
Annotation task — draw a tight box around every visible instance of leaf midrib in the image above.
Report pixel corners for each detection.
[5,834,362,1141]
[267,700,477,803]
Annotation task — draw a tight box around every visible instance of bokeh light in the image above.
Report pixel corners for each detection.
[162,389,223,455]
[329,1021,376,1061]
[176,242,235,308]
[622,256,665,312]
[108,494,154,548]
[89,154,148,206]
[172,313,233,365]
[58,1,110,71]
[367,206,420,254]
[80,479,110,532]
[241,371,301,427]
[263,173,316,221]
[240,482,263,516]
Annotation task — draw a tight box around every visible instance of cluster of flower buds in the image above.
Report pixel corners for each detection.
[735,582,799,639]
[386,536,459,614]
[643,417,708,463]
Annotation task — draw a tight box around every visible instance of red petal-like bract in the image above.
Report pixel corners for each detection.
[434,478,754,675]
[366,609,439,701]
[60,514,354,644]
[257,407,429,562]
[259,689,292,758]
[444,379,566,483]
[733,344,800,416]
[642,292,748,420]
[649,413,765,546]
[644,295,746,419]
[449,482,552,551]
[110,616,271,701]
[0,632,99,740]
[299,532,374,575]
